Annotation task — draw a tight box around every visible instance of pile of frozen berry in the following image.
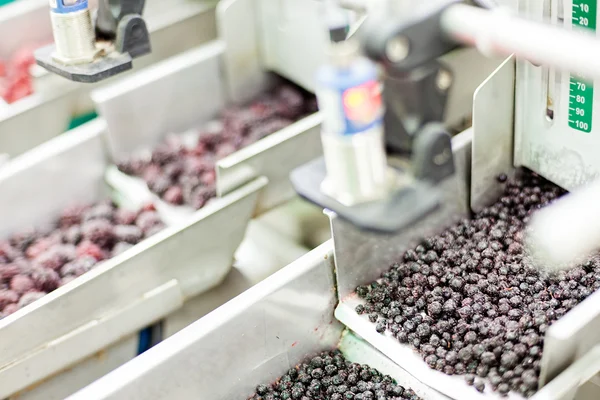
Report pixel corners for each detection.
[0,47,36,104]
[247,349,422,400]
[0,200,165,317]
[117,85,317,209]
[355,170,600,397]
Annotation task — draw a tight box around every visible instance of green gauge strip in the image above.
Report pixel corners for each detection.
[569,0,597,133]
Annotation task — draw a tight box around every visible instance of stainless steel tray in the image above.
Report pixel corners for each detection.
[0,118,265,398]
[331,68,600,399]
[92,37,322,215]
[67,241,449,400]
[0,0,218,160]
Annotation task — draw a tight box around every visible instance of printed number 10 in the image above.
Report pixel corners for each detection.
[580,3,590,13]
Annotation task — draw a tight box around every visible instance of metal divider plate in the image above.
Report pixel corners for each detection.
[470,55,516,212]
[92,41,227,158]
[217,113,323,214]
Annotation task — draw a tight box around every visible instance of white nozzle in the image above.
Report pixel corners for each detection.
[526,180,600,272]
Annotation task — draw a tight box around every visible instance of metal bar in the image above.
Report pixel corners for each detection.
[441,3,600,80]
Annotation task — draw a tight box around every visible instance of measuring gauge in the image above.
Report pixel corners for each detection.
[514,0,600,191]
[568,0,596,133]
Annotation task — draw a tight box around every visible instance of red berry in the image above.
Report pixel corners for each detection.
[76,240,106,261]
[136,211,164,234]
[114,209,138,225]
[0,264,21,282]
[113,225,143,244]
[2,303,19,316]
[112,242,134,257]
[142,164,162,183]
[200,170,216,186]
[60,276,77,286]
[0,290,19,309]
[35,245,76,271]
[10,275,34,295]
[163,186,184,205]
[60,256,96,278]
[31,268,60,292]
[81,220,114,247]
[26,237,58,259]
[59,204,90,227]
[18,291,46,308]
[141,203,156,212]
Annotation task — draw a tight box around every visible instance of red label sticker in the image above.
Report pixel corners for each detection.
[342,81,382,125]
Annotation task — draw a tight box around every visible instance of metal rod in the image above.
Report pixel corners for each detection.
[441,4,600,80]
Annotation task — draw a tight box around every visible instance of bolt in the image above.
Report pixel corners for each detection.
[385,35,410,63]
[436,69,453,92]
[434,148,451,166]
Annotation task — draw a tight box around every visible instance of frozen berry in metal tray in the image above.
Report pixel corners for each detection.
[0,200,165,318]
[116,84,317,209]
[246,349,422,400]
[354,170,597,397]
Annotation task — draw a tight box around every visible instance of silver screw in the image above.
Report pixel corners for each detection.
[385,35,410,63]
[436,69,453,92]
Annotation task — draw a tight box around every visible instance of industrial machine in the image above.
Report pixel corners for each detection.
[35,0,151,82]
[23,0,600,399]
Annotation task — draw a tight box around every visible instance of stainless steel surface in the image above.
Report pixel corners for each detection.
[68,242,449,400]
[163,214,313,337]
[0,0,217,159]
[331,129,472,300]
[216,113,322,214]
[50,8,98,65]
[539,282,600,387]
[10,335,138,400]
[68,241,341,399]
[536,345,600,400]
[0,120,265,398]
[92,42,226,158]
[471,55,516,212]
[0,0,52,59]
[218,0,274,104]
[257,0,328,94]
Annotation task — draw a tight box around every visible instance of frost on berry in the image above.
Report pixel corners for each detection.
[2,303,19,316]
[18,291,46,308]
[31,267,60,292]
[81,220,115,247]
[0,290,19,309]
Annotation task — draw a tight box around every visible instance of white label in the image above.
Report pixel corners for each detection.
[316,88,344,134]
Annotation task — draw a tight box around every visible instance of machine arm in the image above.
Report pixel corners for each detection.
[34,0,151,83]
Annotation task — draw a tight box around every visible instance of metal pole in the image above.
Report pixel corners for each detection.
[441,4,600,80]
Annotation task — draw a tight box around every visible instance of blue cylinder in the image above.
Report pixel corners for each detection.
[50,0,88,14]
[316,57,383,136]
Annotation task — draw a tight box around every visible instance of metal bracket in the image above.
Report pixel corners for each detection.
[291,157,442,233]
